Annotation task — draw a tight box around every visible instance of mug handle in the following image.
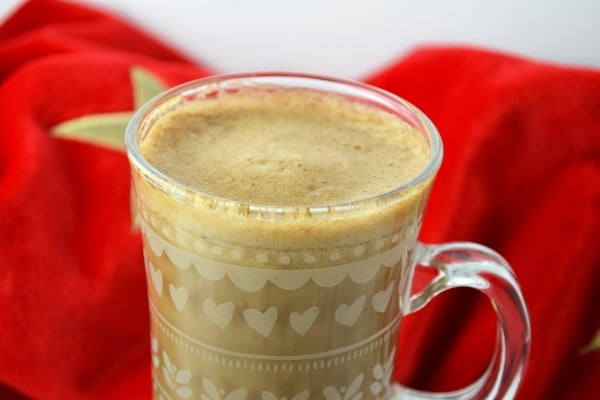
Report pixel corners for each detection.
[392,242,531,400]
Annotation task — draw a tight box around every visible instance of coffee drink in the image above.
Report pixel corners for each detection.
[131,82,433,399]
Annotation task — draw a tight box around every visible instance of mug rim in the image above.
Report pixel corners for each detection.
[125,72,443,219]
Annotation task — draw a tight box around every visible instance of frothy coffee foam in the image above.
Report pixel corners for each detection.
[134,86,433,252]
[140,88,430,206]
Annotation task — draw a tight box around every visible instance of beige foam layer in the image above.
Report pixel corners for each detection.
[139,88,430,206]
[132,86,433,252]
[133,170,431,253]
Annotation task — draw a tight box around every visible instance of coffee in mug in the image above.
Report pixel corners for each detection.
[126,73,530,400]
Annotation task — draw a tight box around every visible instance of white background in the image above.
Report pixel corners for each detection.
[1,0,599,78]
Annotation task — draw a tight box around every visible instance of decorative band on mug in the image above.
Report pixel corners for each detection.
[140,213,419,269]
[150,301,399,370]
[142,221,411,292]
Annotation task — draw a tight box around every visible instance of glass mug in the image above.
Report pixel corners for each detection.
[125,73,531,399]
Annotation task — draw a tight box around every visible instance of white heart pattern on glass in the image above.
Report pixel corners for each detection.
[203,299,235,330]
[243,306,278,337]
[169,284,189,312]
[148,262,163,297]
[372,280,395,313]
[289,306,319,336]
[335,295,366,327]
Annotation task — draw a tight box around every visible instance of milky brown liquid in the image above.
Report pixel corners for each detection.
[133,86,433,399]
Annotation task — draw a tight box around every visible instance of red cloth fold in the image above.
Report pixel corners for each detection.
[367,48,600,399]
[1,1,598,399]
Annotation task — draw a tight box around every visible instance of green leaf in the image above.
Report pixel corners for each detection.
[51,112,132,151]
[131,65,168,108]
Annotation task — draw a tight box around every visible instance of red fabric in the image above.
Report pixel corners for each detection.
[367,49,600,399]
[0,1,598,399]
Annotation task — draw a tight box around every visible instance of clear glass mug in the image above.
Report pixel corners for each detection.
[125,73,531,400]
